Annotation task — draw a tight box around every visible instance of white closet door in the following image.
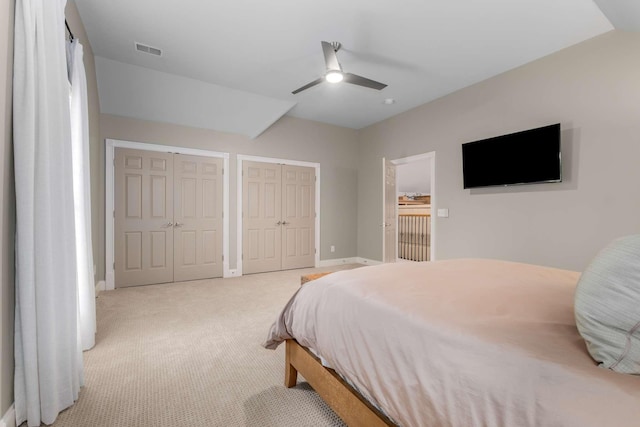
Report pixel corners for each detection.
[242,161,283,274]
[173,154,224,282]
[242,161,316,274]
[115,148,174,287]
[281,164,316,270]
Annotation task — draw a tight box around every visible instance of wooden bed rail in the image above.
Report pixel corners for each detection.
[285,339,397,427]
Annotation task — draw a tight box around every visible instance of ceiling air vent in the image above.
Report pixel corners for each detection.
[135,42,162,57]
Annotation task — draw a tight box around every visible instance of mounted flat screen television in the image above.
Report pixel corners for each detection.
[462,123,561,189]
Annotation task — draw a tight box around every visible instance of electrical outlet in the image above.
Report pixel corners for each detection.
[330,245,336,253]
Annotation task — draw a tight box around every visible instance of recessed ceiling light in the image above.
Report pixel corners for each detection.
[383,98,396,105]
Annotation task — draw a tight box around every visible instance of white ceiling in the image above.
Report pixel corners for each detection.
[74,0,627,137]
[397,160,432,195]
[593,0,640,31]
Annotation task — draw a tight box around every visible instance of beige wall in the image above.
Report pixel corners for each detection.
[358,31,640,271]
[0,0,14,416]
[99,114,360,273]
[66,0,102,282]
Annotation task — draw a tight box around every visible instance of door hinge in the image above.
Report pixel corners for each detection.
[113,262,115,269]
[315,248,317,254]
[222,254,224,262]
[113,210,115,218]
[222,168,224,175]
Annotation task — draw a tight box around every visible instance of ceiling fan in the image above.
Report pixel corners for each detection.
[292,41,388,94]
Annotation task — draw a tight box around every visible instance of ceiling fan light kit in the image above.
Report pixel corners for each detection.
[325,70,343,83]
[292,41,388,94]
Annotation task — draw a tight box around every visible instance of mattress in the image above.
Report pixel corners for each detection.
[265,259,640,427]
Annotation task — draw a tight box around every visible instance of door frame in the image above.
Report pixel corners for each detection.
[105,139,230,290]
[383,151,436,262]
[382,158,397,263]
[237,154,320,276]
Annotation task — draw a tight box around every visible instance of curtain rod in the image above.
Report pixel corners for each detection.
[65,20,74,41]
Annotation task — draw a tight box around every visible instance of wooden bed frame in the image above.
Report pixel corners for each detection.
[284,339,397,427]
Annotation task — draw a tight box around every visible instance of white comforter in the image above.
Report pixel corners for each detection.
[265,259,640,427]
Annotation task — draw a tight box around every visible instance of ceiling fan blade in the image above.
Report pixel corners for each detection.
[343,73,387,90]
[321,41,341,71]
[292,77,324,94]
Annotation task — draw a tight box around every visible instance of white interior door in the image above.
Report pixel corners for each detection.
[173,154,223,282]
[115,148,174,287]
[281,165,316,270]
[243,161,282,274]
[383,159,397,263]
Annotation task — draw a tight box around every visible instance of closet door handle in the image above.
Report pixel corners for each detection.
[174,222,183,228]
[163,222,173,228]
[282,221,290,226]
[276,221,282,226]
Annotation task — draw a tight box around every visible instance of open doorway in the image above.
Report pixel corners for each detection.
[383,152,435,262]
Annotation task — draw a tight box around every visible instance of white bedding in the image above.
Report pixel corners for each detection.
[265,259,640,427]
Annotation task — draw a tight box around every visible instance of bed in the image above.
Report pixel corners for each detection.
[264,259,640,427]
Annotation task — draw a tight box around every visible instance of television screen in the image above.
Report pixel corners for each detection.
[462,123,561,189]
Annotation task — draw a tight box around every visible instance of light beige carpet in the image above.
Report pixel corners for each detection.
[47,265,361,427]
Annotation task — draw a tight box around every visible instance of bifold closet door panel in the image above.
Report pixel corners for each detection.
[242,161,282,274]
[173,154,224,282]
[115,148,174,287]
[281,165,316,270]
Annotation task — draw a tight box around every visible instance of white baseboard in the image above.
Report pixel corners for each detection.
[224,269,238,278]
[318,257,382,267]
[355,257,383,266]
[317,257,359,267]
[95,280,106,295]
[1,403,15,427]
[105,271,115,291]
